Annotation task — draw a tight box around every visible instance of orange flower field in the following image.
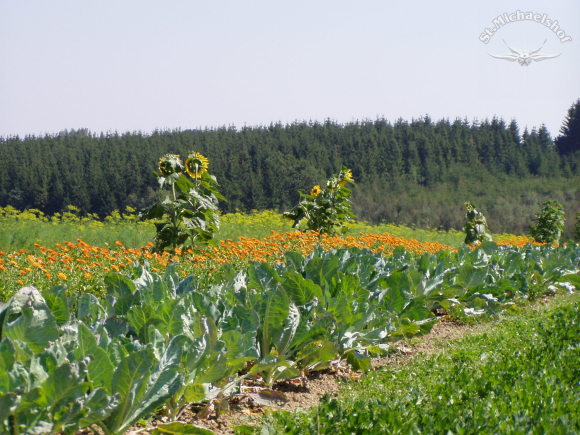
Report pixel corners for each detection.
[0,229,544,300]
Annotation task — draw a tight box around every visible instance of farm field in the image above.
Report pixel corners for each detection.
[0,206,469,253]
[271,292,580,434]
[0,227,579,434]
[0,206,540,301]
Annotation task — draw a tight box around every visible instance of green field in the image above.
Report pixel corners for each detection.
[0,206,471,253]
[0,237,579,434]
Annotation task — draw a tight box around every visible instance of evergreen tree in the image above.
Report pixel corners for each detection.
[556,98,580,156]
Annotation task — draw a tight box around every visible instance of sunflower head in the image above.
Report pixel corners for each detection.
[339,168,353,187]
[159,154,183,176]
[464,202,476,212]
[185,152,209,179]
[311,185,322,197]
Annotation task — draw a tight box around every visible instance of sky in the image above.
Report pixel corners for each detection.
[1,0,579,139]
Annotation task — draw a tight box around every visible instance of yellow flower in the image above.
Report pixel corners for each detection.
[311,185,322,197]
[158,154,183,176]
[58,272,67,280]
[185,152,209,179]
[339,169,353,187]
[84,272,93,279]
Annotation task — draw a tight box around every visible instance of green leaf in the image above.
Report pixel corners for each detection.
[248,262,281,292]
[282,273,323,306]
[455,263,487,290]
[381,286,408,314]
[4,303,59,354]
[190,292,220,323]
[106,348,157,434]
[174,174,194,195]
[42,361,91,412]
[104,315,129,339]
[152,421,214,435]
[104,273,136,299]
[232,306,260,335]
[43,285,69,326]
[261,286,289,358]
[182,383,206,403]
[78,293,104,323]
[345,351,371,372]
[272,303,301,356]
[75,323,98,361]
[296,340,337,369]
[114,292,142,316]
[192,316,218,353]
[88,347,115,391]
[0,392,20,421]
[119,337,185,433]
[232,425,254,435]
[78,387,120,428]
[127,304,155,335]
[196,353,228,384]
[305,257,339,288]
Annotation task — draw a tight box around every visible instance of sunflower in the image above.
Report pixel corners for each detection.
[185,152,209,179]
[158,154,183,176]
[339,169,353,187]
[311,185,322,197]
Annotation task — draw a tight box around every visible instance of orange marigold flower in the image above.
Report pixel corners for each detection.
[111,265,120,272]
[58,272,67,280]
[18,280,23,286]
[33,262,42,268]
[84,272,93,279]
[116,241,123,246]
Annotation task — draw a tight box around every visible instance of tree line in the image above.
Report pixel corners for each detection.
[1,99,579,238]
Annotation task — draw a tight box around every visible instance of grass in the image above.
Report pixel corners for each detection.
[270,292,580,434]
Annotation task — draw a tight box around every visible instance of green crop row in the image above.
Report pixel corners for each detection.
[1,242,579,434]
[272,293,580,434]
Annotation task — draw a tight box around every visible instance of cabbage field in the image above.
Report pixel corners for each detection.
[1,239,579,434]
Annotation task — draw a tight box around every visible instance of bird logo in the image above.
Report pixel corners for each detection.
[488,39,561,66]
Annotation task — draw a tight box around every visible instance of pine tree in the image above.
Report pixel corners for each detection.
[556,98,580,156]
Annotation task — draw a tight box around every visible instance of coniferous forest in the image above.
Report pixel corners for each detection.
[1,99,580,239]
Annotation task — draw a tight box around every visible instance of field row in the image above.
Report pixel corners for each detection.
[1,241,579,434]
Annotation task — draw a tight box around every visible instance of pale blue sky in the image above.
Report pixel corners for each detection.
[1,0,579,138]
